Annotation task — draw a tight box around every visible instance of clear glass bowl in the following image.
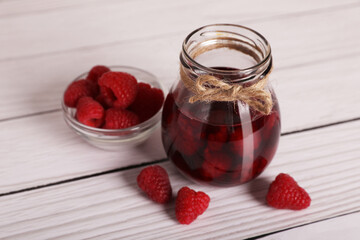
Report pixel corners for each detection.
[62,66,163,151]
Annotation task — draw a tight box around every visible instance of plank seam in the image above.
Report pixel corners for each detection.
[0,117,359,198]
[2,48,360,123]
[0,159,167,197]
[0,109,61,123]
[246,209,360,240]
[281,116,360,136]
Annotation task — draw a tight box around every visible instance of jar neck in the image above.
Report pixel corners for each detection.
[180,24,272,84]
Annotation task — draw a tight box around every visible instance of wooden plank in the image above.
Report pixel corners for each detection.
[1,0,356,18]
[0,111,166,193]
[0,120,359,239]
[0,0,101,17]
[0,5,359,123]
[1,7,360,193]
[1,50,359,193]
[259,211,360,240]
[1,0,358,59]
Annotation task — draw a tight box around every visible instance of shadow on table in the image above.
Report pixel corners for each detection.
[246,177,272,206]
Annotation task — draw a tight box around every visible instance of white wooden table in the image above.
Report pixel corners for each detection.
[1,0,360,239]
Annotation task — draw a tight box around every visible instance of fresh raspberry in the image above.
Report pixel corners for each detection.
[98,72,138,109]
[137,165,172,204]
[96,86,116,109]
[104,108,139,129]
[76,97,104,128]
[175,187,210,224]
[64,79,97,107]
[266,173,311,210]
[86,65,110,84]
[129,83,164,122]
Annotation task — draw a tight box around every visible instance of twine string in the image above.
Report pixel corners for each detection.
[180,40,273,115]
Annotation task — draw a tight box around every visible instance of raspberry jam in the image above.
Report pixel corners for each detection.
[162,24,280,186]
[162,88,280,186]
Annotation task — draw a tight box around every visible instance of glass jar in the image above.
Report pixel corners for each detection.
[161,24,281,187]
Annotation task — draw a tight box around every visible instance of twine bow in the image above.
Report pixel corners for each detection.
[180,66,273,115]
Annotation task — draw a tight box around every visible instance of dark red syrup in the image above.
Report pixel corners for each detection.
[161,67,280,186]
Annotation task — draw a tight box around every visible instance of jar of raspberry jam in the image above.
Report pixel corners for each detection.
[161,24,280,187]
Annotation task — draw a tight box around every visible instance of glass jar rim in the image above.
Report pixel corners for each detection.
[182,23,272,75]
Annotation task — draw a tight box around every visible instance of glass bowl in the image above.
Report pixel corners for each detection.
[61,66,163,151]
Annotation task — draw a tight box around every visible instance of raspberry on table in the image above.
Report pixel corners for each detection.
[86,65,110,84]
[104,108,140,129]
[98,72,138,109]
[137,165,172,204]
[175,187,210,224]
[64,79,97,107]
[76,97,104,128]
[266,173,311,210]
[129,82,164,122]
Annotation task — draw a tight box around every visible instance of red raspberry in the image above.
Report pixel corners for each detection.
[104,108,139,129]
[129,83,164,122]
[267,173,311,210]
[205,126,228,151]
[230,163,245,184]
[76,97,104,128]
[264,111,280,139]
[229,126,244,155]
[137,165,172,204]
[64,79,97,107]
[96,86,116,109]
[200,148,232,180]
[174,114,203,156]
[175,187,210,225]
[175,131,199,155]
[86,65,110,84]
[252,156,268,177]
[207,109,228,125]
[98,72,138,109]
